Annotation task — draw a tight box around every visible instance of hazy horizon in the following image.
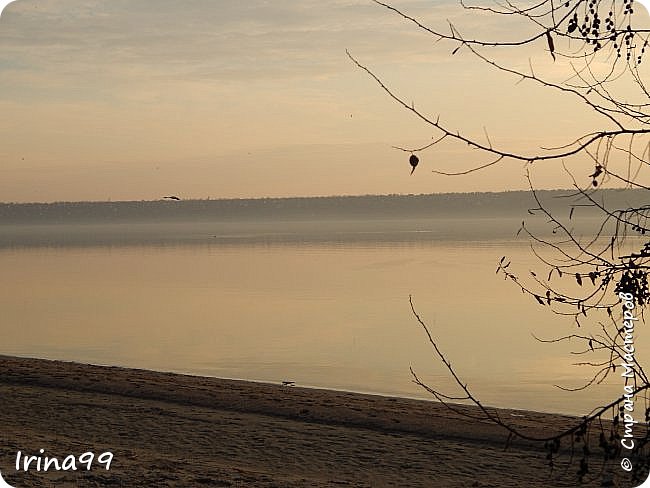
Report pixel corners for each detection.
[0,186,637,205]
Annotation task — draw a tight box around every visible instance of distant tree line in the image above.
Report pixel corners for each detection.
[0,190,646,224]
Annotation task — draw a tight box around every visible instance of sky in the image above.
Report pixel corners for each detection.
[0,0,647,202]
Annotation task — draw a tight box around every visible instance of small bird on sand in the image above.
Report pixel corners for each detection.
[163,195,181,201]
[281,380,296,387]
[409,154,419,175]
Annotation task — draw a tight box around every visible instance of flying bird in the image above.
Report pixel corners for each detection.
[163,195,181,201]
[409,154,419,175]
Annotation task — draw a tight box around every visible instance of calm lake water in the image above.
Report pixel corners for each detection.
[1,217,644,416]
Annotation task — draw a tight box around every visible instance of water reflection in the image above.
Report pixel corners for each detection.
[0,219,643,416]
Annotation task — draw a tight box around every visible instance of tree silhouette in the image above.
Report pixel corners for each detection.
[349,0,650,484]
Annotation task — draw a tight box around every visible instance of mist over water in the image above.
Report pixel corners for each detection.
[1,192,645,415]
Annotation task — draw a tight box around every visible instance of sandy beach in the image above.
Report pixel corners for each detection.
[0,355,638,487]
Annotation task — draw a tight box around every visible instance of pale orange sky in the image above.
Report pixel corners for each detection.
[0,0,647,202]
